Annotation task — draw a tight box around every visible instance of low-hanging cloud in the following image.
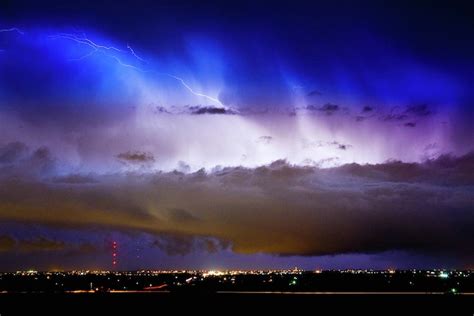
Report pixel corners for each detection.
[117,151,155,164]
[307,103,340,115]
[188,106,235,115]
[381,104,433,122]
[151,234,226,256]
[0,235,98,254]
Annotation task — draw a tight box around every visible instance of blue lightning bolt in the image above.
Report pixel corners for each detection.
[126,44,224,106]
[165,74,223,105]
[110,55,145,71]
[0,27,25,53]
[49,33,122,51]
[0,27,24,35]
[48,33,123,61]
[49,32,224,106]
[127,44,146,63]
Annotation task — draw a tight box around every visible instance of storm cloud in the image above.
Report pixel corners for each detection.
[0,235,97,254]
[117,151,155,164]
[1,1,474,269]
[0,151,472,258]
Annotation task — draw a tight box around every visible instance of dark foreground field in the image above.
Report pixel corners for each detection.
[0,293,473,314]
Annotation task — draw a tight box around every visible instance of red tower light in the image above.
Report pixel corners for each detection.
[112,241,118,269]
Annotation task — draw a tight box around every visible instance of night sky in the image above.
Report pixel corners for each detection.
[0,0,473,271]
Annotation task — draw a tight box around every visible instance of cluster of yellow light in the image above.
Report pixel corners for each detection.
[202,270,224,277]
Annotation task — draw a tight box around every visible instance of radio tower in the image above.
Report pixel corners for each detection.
[112,241,118,269]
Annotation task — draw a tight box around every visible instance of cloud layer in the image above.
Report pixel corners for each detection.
[1,143,472,260]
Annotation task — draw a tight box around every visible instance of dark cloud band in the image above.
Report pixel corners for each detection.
[1,147,472,259]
